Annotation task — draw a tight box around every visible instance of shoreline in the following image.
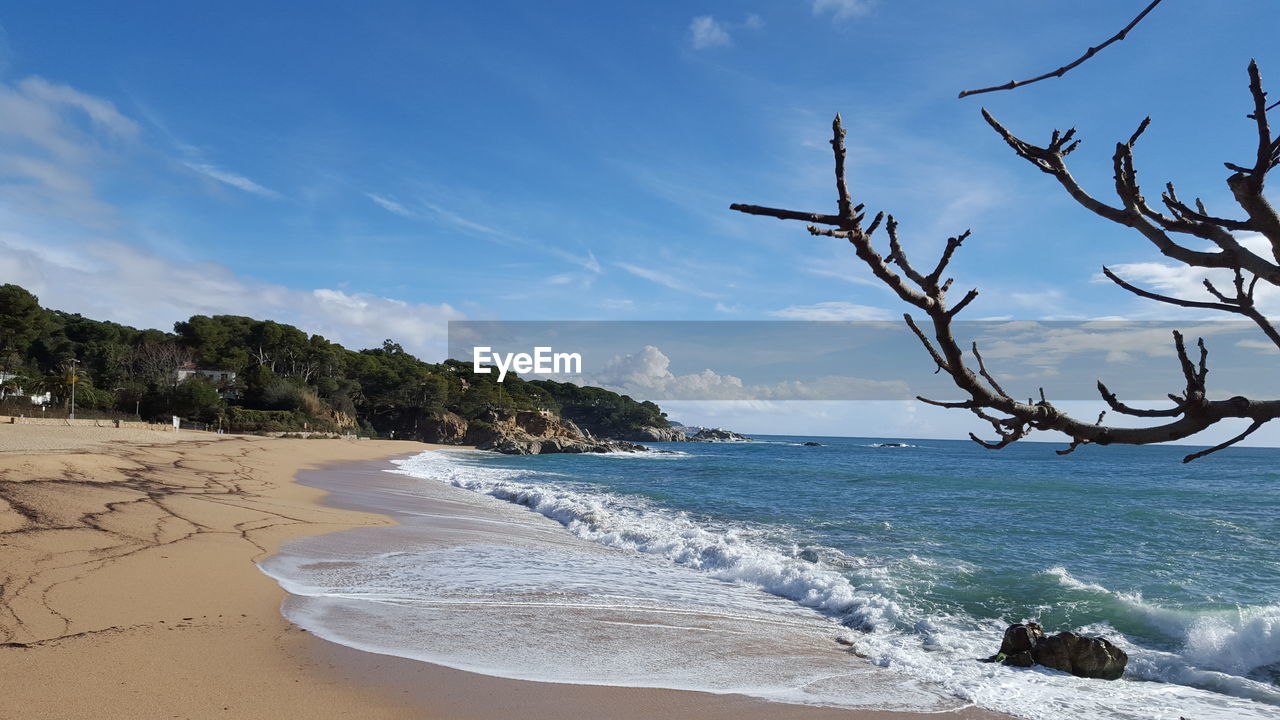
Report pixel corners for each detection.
[0,427,1005,719]
[274,449,1009,719]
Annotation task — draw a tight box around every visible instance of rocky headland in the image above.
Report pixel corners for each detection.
[415,408,650,455]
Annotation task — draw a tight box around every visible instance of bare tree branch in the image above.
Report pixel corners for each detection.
[1100,267,1242,313]
[1182,419,1265,463]
[958,0,1166,98]
[732,67,1280,460]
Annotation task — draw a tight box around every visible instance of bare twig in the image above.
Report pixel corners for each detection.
[1182,419,1265,463]
[958,0,1166,98]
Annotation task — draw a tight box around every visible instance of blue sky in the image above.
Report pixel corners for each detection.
[2,1,1279,442]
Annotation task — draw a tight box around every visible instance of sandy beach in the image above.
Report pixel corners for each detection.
[0,426,1004,719]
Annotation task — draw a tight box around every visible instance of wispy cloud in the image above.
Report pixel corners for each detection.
[184,161,281,199]
[804,265,885,289]
[424,201,504,237]
[613,261,722,298]
[421,199,602,274]
[688,16,731,50]
[0,76,142,227]
[9,76,140,148]
[365,192,414,217]
[812,0,875,23]
[768,301,891,320]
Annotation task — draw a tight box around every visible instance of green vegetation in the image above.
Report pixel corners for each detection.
[0,283,668,439]
[529,380,667,438]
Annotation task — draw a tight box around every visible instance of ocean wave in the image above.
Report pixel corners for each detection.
[388,450,1280,720]
[1043,566,1111,593]
[595,449,691,459]
[392,450,900,629]
[1041,567,1280,703]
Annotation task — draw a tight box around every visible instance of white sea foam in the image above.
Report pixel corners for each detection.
[1043,566,1110,593]
[391,450,902,629]
[267,449,1280,720]
[594,449,691,459]
[1042,567,1280,705]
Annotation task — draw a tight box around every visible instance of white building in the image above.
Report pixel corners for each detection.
[175,363,237,384]
[174,364,240,400]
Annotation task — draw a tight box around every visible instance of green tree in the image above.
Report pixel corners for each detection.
[0,285,45,358]
[173,377,224,422]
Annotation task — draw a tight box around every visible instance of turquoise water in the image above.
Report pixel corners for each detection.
[533,438,1280,632]
[441,437,1280,715]
[266,437,1280,719]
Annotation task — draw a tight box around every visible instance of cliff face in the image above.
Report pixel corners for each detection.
[417,408,646,455]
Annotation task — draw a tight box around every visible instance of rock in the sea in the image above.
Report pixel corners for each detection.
[1000,622,1045,654]
[802,441,823,446]
[1032,631,1128,680]
[688,428,752,442]
[986,623,1126,680]
[990,622,1044,668]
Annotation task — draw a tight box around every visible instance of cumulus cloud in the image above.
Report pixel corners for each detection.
[768,301,892,321]
[688,16,731,50]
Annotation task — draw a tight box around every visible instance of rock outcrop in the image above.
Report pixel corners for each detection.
[467,409,647,455]
[616,425,686,443]
[416,410,468,444]
[688,428,752,442]
[1032,631,1128,680]
[986,623,1127,680]
[802,441,823,446]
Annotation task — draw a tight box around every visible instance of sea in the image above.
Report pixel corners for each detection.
[260,436,1280,720]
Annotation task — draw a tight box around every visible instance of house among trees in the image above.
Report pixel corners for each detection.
[0,371,51,406]
[174,363,240,400]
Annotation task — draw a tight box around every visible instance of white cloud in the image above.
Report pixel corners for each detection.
[365,192,414,217]
[768,301,892,321]
[0,236,462,359]
[16,77,139,141]
[743,14,765,30]
[1101,234,1280,318]
[183,161,281,199]
[688,16,731,50]
[804,265,885,289]
[0,76,139,225]
[556,345,909,401]
[0,75,459,358]
[420,199,601,275]
[812,0,875,22]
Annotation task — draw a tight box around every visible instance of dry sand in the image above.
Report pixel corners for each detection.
[0,426,1006,720]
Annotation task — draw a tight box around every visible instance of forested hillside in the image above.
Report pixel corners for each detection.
[0,284,668,439]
